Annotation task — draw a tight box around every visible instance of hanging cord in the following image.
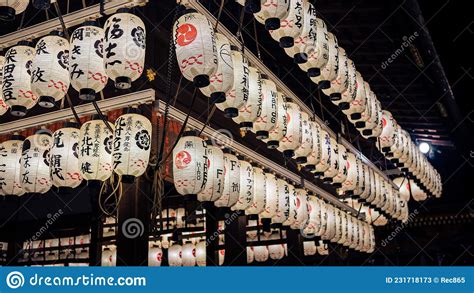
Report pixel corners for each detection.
[317,90,325,121]
[98,174,123,217]
[52,2,70,40]
[92,101,114,132]
[198,105,217,135]
[252,17,262,60]
[65,94,81,125]
[214,0,225,31]
[236,6,246,52]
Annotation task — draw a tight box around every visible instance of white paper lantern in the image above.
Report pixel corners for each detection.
[0,56,9,116]
[181,243,196,267]
[173,131,207,195]
[277,99,302,157]
[2,42,37,116]
[310,32,338,89]
[294,111,313,164]
[322,47,349,100]
[267,234,285,260]
[112,111,151,181]
[246,246,254,264]
[266,91,287,149]
[232,159,253,210]
[195,241,206,266]
[303,121,321,171]
[0,0,28,21]
[101,247,116,266]
[291,188,309,230]
[198,142,224,202]
[216,48,249,118]
[253,245,269,262]
[272,178,290,223]
[148,246,163,266]
[284,2,316,64]
[298,17,330,76]
[260,172,278,218]
[69,23,108,101]
[340,152,358,194]
[215,150,240,207]
[20,132,52,193]
[50,125,83,189]
[0,136,25,196]
[78,117,114,181]
[168,244,182,266]
[31,32,70,108]
[342,72,367,120]
[322,137,339,183]
[253,76,278,139]
[200,32,233,103]
[269,0,304,48]
[282,183,297,226]
[233,66,262,133]
[332,143,348,187]
[304,196,320,236]
[104,10,146,89]
[332,58,356,110]
[303,241,317,256]
[313,128,331,175]
[254,0,290,30]
[245,166,266,215]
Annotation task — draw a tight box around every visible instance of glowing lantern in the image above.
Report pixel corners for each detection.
[195,241,206,267]
[305,196,321,236]
[266,91,287,149]
[247,246,254,264]
[322,47,349,100]
[254,0,290,30]
[332,58,356,110]
[215,150,240,207]
[197,142,224,202]
[200,33,233,103]
[0,0,28,21]
[168,244,182,266]
[31,32,70,108]
[342,72,367,121]
[235,0,264,13]
[260,172,278,219]
[340,153,358,194]
[253,245,269,262]
[313,128,331,176]
[216,47,249,118]
[69,22,108,101]
[231,158,253,211]
[321,204,336,241]
[282,183,297,226]
[350,84,373,130]
[173,131,207,195]
[332,143,348,187]
[294,112,313,164]
[360,98,382,138]
[0,135,25,196]
[310,32,339,89]
[303,241,317,256]
[322,137,339,183]
[272,178,290,224]
[303,121,321,171]
[291,188,309,230]
[0,56,9,116]
[245,166,266,215]
[284,2,316,64]
[2,41,37,116]
[267,234,285,260]
[253,75,278,139]
[112,110,151,181]
[148,245,163,266]
[50,124,83,189]
[104,9,146,89]
[233,66,262,133]
[181,243,196,267]
[101,246,116,266]
[277,99,302,157]
[269,0,304,48]
[298,17,329,76]
[20,132,52,193]
[78,117,114,181]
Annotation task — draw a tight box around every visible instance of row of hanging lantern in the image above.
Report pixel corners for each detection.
[0,109,151,196]
[0,9,146,117]
[241,0,442,199]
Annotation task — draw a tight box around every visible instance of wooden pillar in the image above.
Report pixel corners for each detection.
[223,210,247,266]
[88,181,103,266]
[204,202,219,266]
[286,228,304,265]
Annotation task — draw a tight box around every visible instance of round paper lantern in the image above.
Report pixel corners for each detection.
[313,128,331,175]
[148,246,163,266]
[282,183,297,226]
[253,245,269,262]
[304,196,320,236]
[303,241,317,256]
[200,32,233,103]
[215,150,240,207]
[168,244,182,267]
[216,47,249,118]
[322,137,339,183]
[277,99,302,157]
[340,152,358,194]
[232,158,254,210]
[322,47,349,100]
[321,204,336,241]
[195,241,206,267]
[332,143,348,187]
[290,188,309,230]
[294,112,313,164]
[235,0,264,13]
[338,211,348,245]
[267,234,285,260]
[2,41,37,116]
[101,247,116,266]
[342,72,367,120]
[69,22,108,101]
[266,91,287,149]
[303,121,322,171]
[112,110,151,181]
[332,58,356,110]
[353,87,374,131]
[31,32,70,108]
[20,132,52,193]
[284,2,316,64]
[233,66,262,133]
[0,56,9,116]
[333,208,343,243]
[0,0,28,21]
[298,17,329,76]
[197,142,224,202]
[254,0,290,30]
[0,135,25,196]
[272,178,290,224]
[361,98,382,138]
[358,164,371,201]
[247,246,254,264]
[245,166,266,215]
[104,9,146,89]
[50,124,83,189]
[269,0,304,48]
[260,172,278,218]
[310,32,338,89]
[173,131,207,195]
[181,243,196,267]
[253,75,278,140]
[78,116,114,181]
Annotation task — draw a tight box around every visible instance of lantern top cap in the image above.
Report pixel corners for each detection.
[16,40,33,47]
[229,44,240,51]
[260,73,269,80]
[11,134,25,140]
[176,6,197,17]
[183,130,199,137]
[64,121,80,128]
[82,20,99,27]
[116,8,131,14]
[35,129,52,136]
[91,114,108,121]
[49,30,65,37]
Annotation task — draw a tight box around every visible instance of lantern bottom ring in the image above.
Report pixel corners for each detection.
[362,129,373,136]
[265,18,280,31]
[115,76,132,90]
[296,157,307,164]
[303,164,315,172]
[293,53,308,64]
[318,80,331,90]
[38,96,56,108]
[350,113,362,120]
[255,130,269,140]
[210,92,226,104]
[239,122,253,131]
[10,105,27,117]
[282,150,294,159]
[79,88,97,101]
[267,140,279,149]
[0,6,15,21]
[193,74,210,88]
[224,107,238,118]
[308,68,321,77]
[355,121,366,129]
[244,0,261,13]
[279,37,294,48]
[330,93,342,101]
[339,102,350,110]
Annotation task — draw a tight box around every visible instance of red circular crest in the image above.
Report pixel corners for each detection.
[175,150,192,169]
[296,197,301,209]
[382,117,387,128]
[176,24,197,47]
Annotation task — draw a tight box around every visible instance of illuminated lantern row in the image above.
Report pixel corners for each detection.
[20,132,52,194]
[254,0,290,30]
[268,0,304,48]
[174,8,217,88]
[31,31,70,108]
[69,22,108,101]
[104,9,146,90]
[0,135,25,196]
[0,0,29,21]
[0,56,9,116]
